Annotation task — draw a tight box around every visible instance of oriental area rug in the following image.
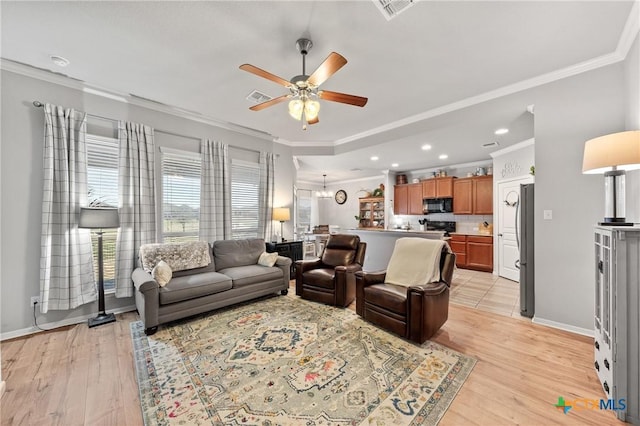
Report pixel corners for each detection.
[131,296,475,425]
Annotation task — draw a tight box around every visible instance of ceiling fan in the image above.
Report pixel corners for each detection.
[240,38,368,129]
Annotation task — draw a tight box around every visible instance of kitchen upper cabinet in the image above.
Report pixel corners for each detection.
[408,183,423,215]
[394,184,409,215]
[453,179,473,214]
[422,177,454,199]
[453,176,493,215]
[474,176,493,214]
[394,183,423,215]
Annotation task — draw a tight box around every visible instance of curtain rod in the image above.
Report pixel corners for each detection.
[33,100,268,156]
[32,100,115,123]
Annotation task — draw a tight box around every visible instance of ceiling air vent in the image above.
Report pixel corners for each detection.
[246,90,272,104]
[374,0,415,21]
[482,141,500,148]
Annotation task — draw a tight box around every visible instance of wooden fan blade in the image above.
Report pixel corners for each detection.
[307,52,347,87]
[249,94,291,111]
[240,64,292,88]
[319,90,368,107]
[307,116,319,125]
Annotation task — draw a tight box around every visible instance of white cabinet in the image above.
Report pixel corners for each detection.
[594,226,640,423]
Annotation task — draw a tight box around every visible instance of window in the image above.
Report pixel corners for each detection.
[162,151,201,242]
[231,160,260,239]
[86,135,119,292]
[295,188,312,237]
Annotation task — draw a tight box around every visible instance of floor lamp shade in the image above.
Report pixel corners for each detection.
[78,207,120,327]
[272,208,290,242]
[583,130,640,225]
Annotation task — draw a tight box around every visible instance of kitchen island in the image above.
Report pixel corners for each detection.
[346,228,448,271]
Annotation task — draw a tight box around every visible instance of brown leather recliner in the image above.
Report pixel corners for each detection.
[355,242,455,344]
[295,234,366,307]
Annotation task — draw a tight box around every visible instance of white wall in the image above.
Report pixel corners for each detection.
[0,69,295,337]
[532,64,626,332]
[625,34,640,222]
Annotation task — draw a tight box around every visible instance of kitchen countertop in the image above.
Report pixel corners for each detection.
[350,228,446,236]
[449,232,493,237]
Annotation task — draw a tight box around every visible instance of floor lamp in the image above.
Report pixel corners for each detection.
[272,207,290,242]
[79,207,120,328]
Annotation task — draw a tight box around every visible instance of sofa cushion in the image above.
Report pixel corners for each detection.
[213,238,265,271]
[139,241,212,272]
[159,271,232,305]
[218,264,283,288]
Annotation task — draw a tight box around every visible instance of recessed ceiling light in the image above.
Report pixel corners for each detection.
[439,154,448,160]
[370,156,379,161]
[421,144,432,151]
[50,55,70,67]
[391,163,399,168]
[494,128,509,135]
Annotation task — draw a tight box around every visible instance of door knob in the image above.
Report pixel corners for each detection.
[498,233,503,237]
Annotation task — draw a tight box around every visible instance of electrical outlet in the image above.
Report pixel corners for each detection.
[30,296,40,307]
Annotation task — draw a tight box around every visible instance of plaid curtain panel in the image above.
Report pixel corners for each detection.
[199,139,231,242]
[258,151,275,240]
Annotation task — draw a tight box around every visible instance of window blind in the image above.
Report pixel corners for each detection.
[86,135,119,292]
[162,151,201,242]
[231,160,260,239]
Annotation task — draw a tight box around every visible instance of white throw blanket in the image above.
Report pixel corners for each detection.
[384,238,446,287]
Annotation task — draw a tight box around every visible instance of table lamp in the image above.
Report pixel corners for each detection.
[582,130,640,225]
[272,207,290,242]
[79,207,120,327]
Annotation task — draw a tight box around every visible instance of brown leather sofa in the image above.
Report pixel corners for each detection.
[295,234,366,307]
[355,245,455,344]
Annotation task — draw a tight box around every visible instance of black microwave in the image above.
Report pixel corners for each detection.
[424,198,453,214]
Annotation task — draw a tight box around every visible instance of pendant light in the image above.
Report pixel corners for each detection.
[316,174,333,199]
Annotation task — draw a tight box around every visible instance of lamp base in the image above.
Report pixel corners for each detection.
[598,222,634,226]
[88,312,116,328]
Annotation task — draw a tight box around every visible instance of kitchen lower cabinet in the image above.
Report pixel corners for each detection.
[449,234,493,272]
[593,226,640,424]
[466,236,493,272]
[449,235,467,267]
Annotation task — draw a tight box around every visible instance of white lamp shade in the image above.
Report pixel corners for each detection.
[272,207,290,222]
[78,207,120,229]
[583,130,640,174]
[288,99,303,121]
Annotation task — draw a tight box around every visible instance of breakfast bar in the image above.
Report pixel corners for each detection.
[347,228,448,271]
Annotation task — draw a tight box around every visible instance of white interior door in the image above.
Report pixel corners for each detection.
[497,177,531,281]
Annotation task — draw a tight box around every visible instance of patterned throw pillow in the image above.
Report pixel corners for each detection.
[257,252,278,267]
[152,260,173,287]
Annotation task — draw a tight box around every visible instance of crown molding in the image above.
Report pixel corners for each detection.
[0,59,276,143]
[490,138,535,158]
[618,0,640,57]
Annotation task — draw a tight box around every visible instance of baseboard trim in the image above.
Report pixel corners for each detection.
[532,317,594,338]
[0,305,137,341]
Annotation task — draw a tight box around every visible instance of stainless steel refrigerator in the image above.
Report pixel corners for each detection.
[518,183,535,318]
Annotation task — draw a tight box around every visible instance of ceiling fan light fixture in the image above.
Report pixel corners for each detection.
[304,99,320,121]
[288,99,304,120]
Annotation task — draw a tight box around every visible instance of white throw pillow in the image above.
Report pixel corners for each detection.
[258,252,279,267]
[152,260,173,287]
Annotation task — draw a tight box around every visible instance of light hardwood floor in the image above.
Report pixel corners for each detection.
[1,275,621,425]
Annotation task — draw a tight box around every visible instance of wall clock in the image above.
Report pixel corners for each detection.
[335,189,347,205]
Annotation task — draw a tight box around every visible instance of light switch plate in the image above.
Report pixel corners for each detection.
[543,210,553,220]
